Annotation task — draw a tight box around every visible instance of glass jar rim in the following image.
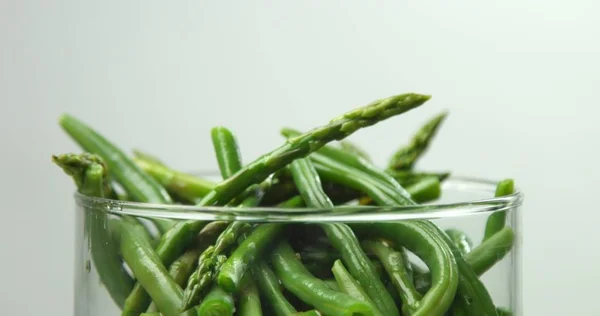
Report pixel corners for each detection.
[74,176,523,223]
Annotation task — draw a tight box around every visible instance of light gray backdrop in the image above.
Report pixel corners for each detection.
[1,1,599,315]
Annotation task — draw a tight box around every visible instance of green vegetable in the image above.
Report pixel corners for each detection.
[483,179,515,241]
[305,143,495,315]
[217,223,283,293]
[237,275,262,316]
[306,152,460,315]
[331,260,384,316]
[324,279,341,292]
[122,219,207,315]
[195,286,234,316]
[270,241,375,316]
[361,240,421,315]
[118,219,183,316]
[146,222,228,313]
[133,154,215,204]
[388,111,447,170]
[386,169,451,187]
[211,127,243,180]
[253,261,297,316]
[182,127,248,310]
[404,176,442,203]
[198,93,429,206]
[466,226,515,276]
[445,229,474,256]
[288,158,398,316]
[59,114,174,233]
[55,91,519,316]
[53,154,134,309]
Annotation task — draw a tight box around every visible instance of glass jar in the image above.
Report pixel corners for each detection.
[74,176,523,316]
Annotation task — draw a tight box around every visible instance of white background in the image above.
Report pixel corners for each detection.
[1,1,599,315]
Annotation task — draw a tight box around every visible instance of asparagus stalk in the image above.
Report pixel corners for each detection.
[53,153,134,309]
[388,111,448,170]
[197,93,430,206]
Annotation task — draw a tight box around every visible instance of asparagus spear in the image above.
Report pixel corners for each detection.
[53,153,134,309]
[388,111,448,170]
[197,93,430,206]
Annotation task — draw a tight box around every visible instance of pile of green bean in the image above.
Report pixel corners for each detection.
[54,92,516,316]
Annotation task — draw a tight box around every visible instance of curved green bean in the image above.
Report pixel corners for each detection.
[196,286,234,316]
[270,241,375,316]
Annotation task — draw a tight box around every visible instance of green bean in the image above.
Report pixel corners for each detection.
[445,229,474,256]
[404,176,441,203]
[308,149,496,315]
[195,286,234,316]
[211,127,243,180]
[415,225,506,295]
[253,261,297,316]
[123,220,207,315]
[133,155,215,204]
[466,226,515,276]
[147,223,227,313]
[357,175,442,205]
[182,126,248,309]
[331,260,383,316]
[238,275,262,316]
[197,93,429,206]
[58,114,174,233]
[309,156,460,315]
[270,241,374,316]
[217,223,284,293]
[483,179,515,241]
[386,170,451,187]
[199,198,301,306]
[388,111,447,170]
[361,240,421,315]
[53,153,134,309]
[118,220,183,316]
[122,216,158,248]
[288,158,398,316]
[324,279,340,292]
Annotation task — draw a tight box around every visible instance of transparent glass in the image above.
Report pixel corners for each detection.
[74,176,523,316]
